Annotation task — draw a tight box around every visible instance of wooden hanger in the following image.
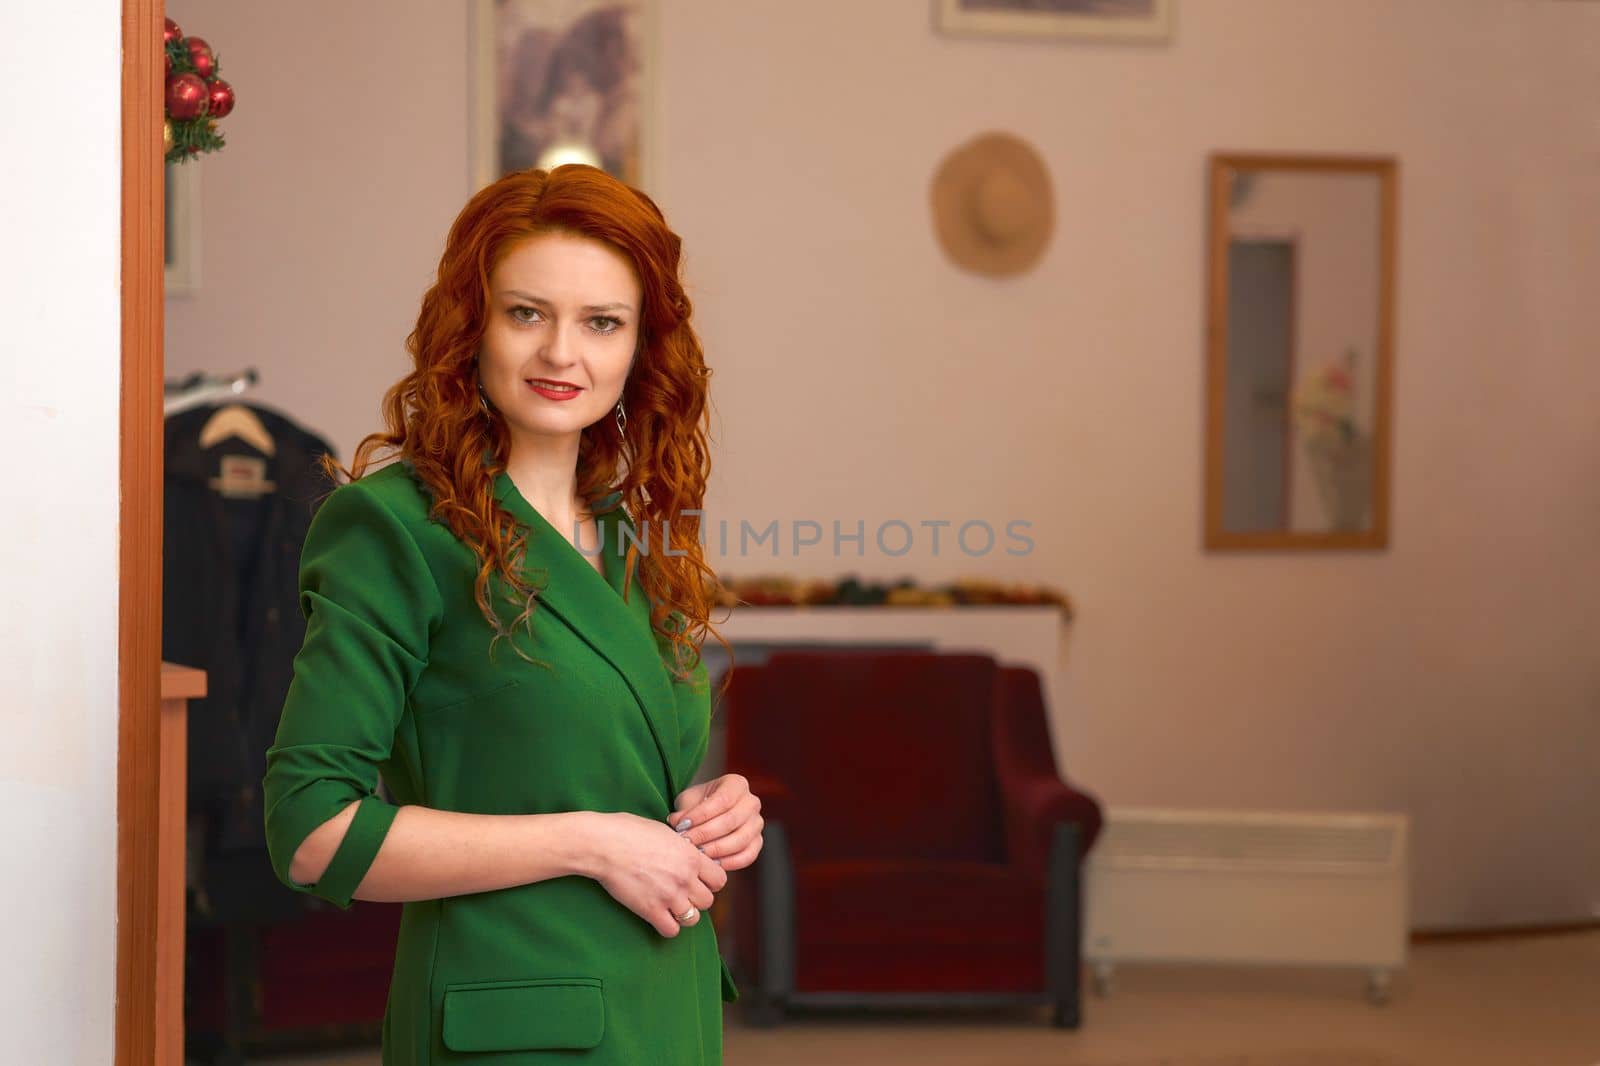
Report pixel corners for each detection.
[198,403,276,456]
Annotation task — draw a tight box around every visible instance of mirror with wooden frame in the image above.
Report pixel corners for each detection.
[1204,152,1397,550]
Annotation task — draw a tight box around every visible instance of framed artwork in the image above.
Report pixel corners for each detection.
[933,0,1175,43]
[470,0,658,192]
[164,161,200,297]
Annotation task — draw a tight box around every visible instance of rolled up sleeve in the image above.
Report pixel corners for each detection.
[262,478,441,909]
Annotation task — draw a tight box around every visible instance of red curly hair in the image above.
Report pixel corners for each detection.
[321,164,729,693]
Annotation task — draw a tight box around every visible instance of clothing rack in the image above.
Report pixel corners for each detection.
[164,367,259,417]
[166,368,277,459]
[163,379,348,1060]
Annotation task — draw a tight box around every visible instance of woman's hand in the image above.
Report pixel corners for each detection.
[590,812,727,938]
[667,773,765,873]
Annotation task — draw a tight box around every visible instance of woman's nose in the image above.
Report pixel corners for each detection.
[538,322,582,367]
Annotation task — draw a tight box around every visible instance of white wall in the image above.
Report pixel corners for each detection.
[164,0,473,463]
[0,0,122,1062]
[166,0,1600,930]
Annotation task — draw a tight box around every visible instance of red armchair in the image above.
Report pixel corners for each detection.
[720,650,1102,1027]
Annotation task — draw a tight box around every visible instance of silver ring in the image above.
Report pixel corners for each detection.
[675,906,697,923]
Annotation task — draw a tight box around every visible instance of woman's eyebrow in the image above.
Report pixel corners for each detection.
[498,289,633,313]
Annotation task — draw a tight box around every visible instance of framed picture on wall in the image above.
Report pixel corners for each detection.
[934,0,1175,44]
[164,161,200,297]
[470,0,658,192]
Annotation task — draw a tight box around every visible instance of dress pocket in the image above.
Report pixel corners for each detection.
[440,976,605,1052]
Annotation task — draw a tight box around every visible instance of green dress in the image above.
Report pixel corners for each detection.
[262,459,737,1064]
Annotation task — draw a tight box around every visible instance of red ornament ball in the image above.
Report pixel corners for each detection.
[206,79,236,120]
[163,18,183,47]
[166,73,210,121]
[186,37,216,80]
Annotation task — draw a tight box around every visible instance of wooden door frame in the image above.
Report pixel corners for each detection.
[119,0,166,1062]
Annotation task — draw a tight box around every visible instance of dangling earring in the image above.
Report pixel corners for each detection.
[473,353,494,419]
[615,398,627,435]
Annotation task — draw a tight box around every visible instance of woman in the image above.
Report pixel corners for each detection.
[262,163,763,1064]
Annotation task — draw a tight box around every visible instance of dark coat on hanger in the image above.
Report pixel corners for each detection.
[163,401,338,918]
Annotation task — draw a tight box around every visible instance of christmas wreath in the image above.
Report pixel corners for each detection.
[163,17,235,164]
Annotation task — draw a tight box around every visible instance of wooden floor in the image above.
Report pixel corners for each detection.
[234,928,1600,1065]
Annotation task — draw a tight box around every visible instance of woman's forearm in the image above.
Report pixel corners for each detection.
[289,802,609,902]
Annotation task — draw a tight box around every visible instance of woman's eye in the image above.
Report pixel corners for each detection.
[509,307,624,335]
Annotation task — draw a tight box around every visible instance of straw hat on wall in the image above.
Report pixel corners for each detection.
[930,130,1055,278]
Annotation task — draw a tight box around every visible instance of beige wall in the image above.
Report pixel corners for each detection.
[166,0,1600,931]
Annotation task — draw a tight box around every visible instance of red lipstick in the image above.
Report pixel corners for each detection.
[527,378,583,401]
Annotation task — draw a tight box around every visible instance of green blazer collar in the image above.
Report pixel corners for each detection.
[489,470,683,804]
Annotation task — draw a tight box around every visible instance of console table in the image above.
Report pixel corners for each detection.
[158,662,205,1066]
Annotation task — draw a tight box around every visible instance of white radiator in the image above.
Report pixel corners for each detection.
[1083,807,1410,1003]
